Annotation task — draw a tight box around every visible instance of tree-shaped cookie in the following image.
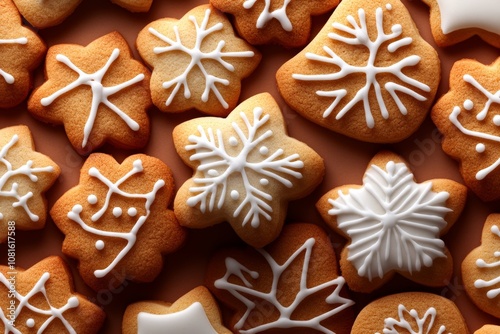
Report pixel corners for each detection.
[50,153,186,291]
[317,151,467,292]
[209,0,339,47]
[206,223,355,334]
[122,286,232,334]
[432,58,500,201]
[276,0,440,143]
[0,256,105,333]
[136,4,261,116]
[11,0,82,29]
[0,125,60,243]
[0,0,46,108]
[173,93,324,248]
[28,32,152,155]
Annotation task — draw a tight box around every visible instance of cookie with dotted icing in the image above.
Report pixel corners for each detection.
[11,0,82,29]
[475,325,500,334]
[0,256,105,333]
[0,0,46,108]
[316,151,467,293]
[136,4,261,117]
[111,0,152,12]
[173,93,325,248]
[50,153,186,291]
[276,0,440,143]
[0,125,60,243]
[209,0,339,47]
[432,58,500,202]
[122,286,232,334]
[351,292,469,334]
[28,31,152,155]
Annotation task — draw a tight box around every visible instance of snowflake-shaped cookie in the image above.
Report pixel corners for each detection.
[28,32,152,155]
[276,0,440,143]
[136,4,261,116]
[0,256,105,333]
[0,125,60,243]
[317,151,466,292]
[50,153,186,291]
[173,93,324,248]
[0,0,46,108]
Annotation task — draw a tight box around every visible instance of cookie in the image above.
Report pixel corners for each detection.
[276,0,440,143]
[173,93,325,248]
[206,223,355,333]
[122,286,231,334]
[0,0,46,109]
[11,0,82,29]
[317,151,467,292]
[28,31,152,155]
[432,58,500,202]
[209,0,339,47]
[111,0,152,12]
[136,4,261,116]
[0,125,60,243]
[351,292,469,334]
[50,153,186,291]
[476,325,500,334]
[422,0,500,48]
[0,256,105,333]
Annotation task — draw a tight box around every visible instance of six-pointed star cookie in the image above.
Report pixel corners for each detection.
[317,151,467,292]
[173,93,325,248]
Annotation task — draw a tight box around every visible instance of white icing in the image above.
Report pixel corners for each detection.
[243,0,293,31]
[185,106,303,228]
[328,161,450,281]
[475,225,500,298]
[376,304,447,334]
[67,159,165,278]
[0,37,28,84]
[137,302,218,334]
[214,237,354,333]
[0,134,55,222]
[0,271,79,333]
[436,0,500,35]
[292,5,429,128]
[148,8,255,109]
[40,48,144,148]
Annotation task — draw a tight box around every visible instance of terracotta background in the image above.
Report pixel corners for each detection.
[0,0,499,332]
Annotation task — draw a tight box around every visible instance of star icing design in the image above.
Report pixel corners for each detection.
[28,32,151,154]
[317,151,466,292]
[0,256,105,333]
[173,93,324,248]
[50,153,186,291]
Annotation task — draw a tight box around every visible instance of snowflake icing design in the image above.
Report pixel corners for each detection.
[40,48,144,148]
[67,159,164,278]
[243,0,293,31]
[148,8,255,109]
[185,107,304,228]
[328,161,450,281]
[0,272,79,334]
[376,304,448,334]
[474,224,500,299]
[292,4,430,128]
[0,134,54,222]
[448,73,500,180]
[214,237,354,334]
[0,36,27,84]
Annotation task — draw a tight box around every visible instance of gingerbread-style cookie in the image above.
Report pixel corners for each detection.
[476,325,500,334]
[50,153,186,291]
[317,151,467,292]
[136,4,261,116]
[111,0,152,12]
[11,0,82,29]
[276,0,440,143]
[0,256,105,333]
[123,286,231,334]
[209,0,339,47]
[173,93,325,248]
[28,32,151,155]
[0,125,60,243]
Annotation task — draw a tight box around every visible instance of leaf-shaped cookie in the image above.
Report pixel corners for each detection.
[276,0,440,143]
[136,4,261,116]
[317,151,467,292]
[206,223,355,334]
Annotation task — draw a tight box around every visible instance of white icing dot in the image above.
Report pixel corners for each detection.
[494,115,500,126]
[476,143,486,153]
[463,99,474,110]
[229,136,238,146]
[128,207,137,217]
[87,194,98,205]
[0,213,3,220]
[391,24,402,34]
[95,240,105,250]
[259,146,269,155]
[113,207,122,218]
[260,178,269,186]
[386,3,392,10]
[230,190,240,200]
[207,169,219,177]
[26,319,35,328]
